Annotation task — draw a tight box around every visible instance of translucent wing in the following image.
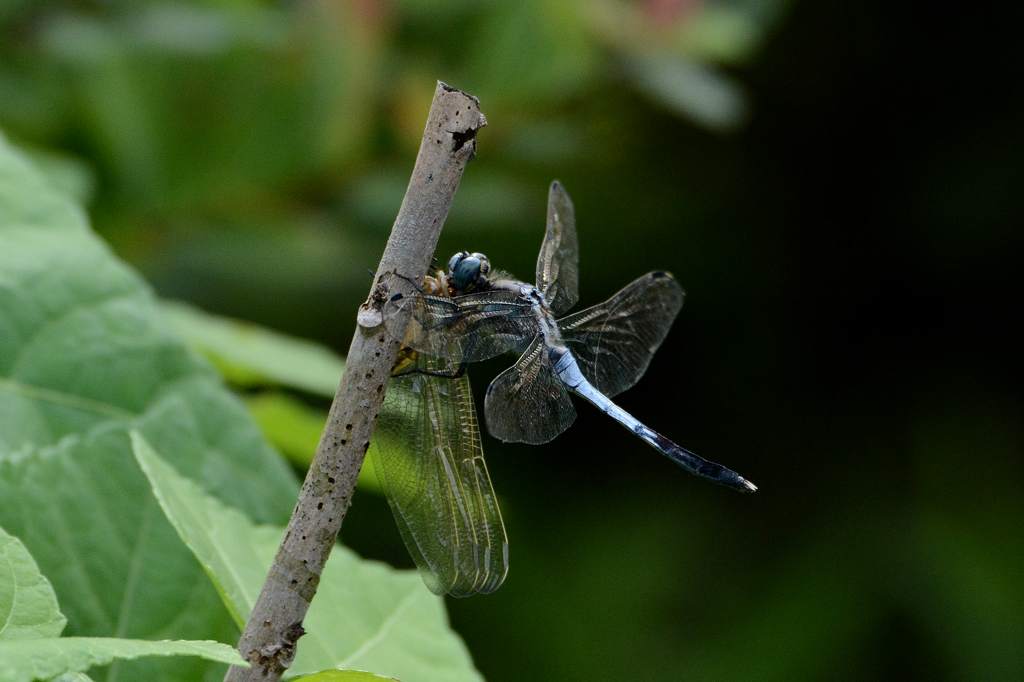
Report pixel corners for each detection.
[375,354,509,597]
[383,287,536,364]
[484,336,577,444]
[558,271,684,398]
[535,181,579,316]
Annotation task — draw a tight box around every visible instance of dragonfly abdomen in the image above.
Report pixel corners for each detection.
[639,427,757,493]
[554,348,757,493]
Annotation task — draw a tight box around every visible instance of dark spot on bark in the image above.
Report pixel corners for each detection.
[285,622,305,642]
[290,579,297,585]
[451,127,477,152]
[317,502,323,510]
[340,439,347,445]
[345,424,352,431]
[328,476,335,483]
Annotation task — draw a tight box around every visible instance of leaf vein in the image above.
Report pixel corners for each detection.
[338,585,421,668]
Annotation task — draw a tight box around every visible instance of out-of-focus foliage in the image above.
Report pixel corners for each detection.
[3,1,1022,681]
[0,0,785,342]
[162,300,344,396]
[133,434,481,681]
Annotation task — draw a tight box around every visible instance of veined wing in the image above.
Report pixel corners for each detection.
[383,288,536,363]
[375,355,509,597]
[484,335,577,444]
[558,271,684,398]
[535,180,579,316]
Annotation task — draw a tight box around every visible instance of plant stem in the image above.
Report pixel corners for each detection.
[224,82,485,682]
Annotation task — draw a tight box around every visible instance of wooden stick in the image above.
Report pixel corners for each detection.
[224,82,486,682]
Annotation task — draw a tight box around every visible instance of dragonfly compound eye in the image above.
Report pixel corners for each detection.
[451,255,485,292]
[447,251,469,274]
[471,252,491,276]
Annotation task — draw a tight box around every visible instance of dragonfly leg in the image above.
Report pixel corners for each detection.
[392,361,467,379]
[389,269,427,294]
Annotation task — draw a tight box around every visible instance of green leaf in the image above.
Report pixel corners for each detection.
[50,674,95,682]
[0,638,245,682]
[293,672,397,682]
[0,526,245,682]
[0,526,66,641]
[15,144,95,206]
[163,302,403,495]
[0,132,298,681]
[130,433,278,630]
[132,434,482,682]
[244,393,328,466]
[50,674,94,682]
[162,304,385,492]
[244,393,383,494]
[163,300,343,398]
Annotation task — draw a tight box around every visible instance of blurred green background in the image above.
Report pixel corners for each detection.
[2,1,1021,680]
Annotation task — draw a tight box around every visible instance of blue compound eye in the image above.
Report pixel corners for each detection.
[447,251,468,274]
[470,252,490,276]
[451,255,483,292]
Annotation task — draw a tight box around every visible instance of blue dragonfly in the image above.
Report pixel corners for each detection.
[376,181,755,596]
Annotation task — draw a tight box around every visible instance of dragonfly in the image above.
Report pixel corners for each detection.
[373,272,509,598]
[383,181,757,497]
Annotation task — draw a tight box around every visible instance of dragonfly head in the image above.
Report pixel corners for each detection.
[446,251,491,293]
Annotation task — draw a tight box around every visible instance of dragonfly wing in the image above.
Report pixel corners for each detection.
[375,357,509,597]
[484,336,577,444]
[535,181,579,316]
[558,271,684,397]
[383,287,536,363]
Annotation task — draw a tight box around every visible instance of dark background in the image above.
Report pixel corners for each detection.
[2,1,1021,679]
